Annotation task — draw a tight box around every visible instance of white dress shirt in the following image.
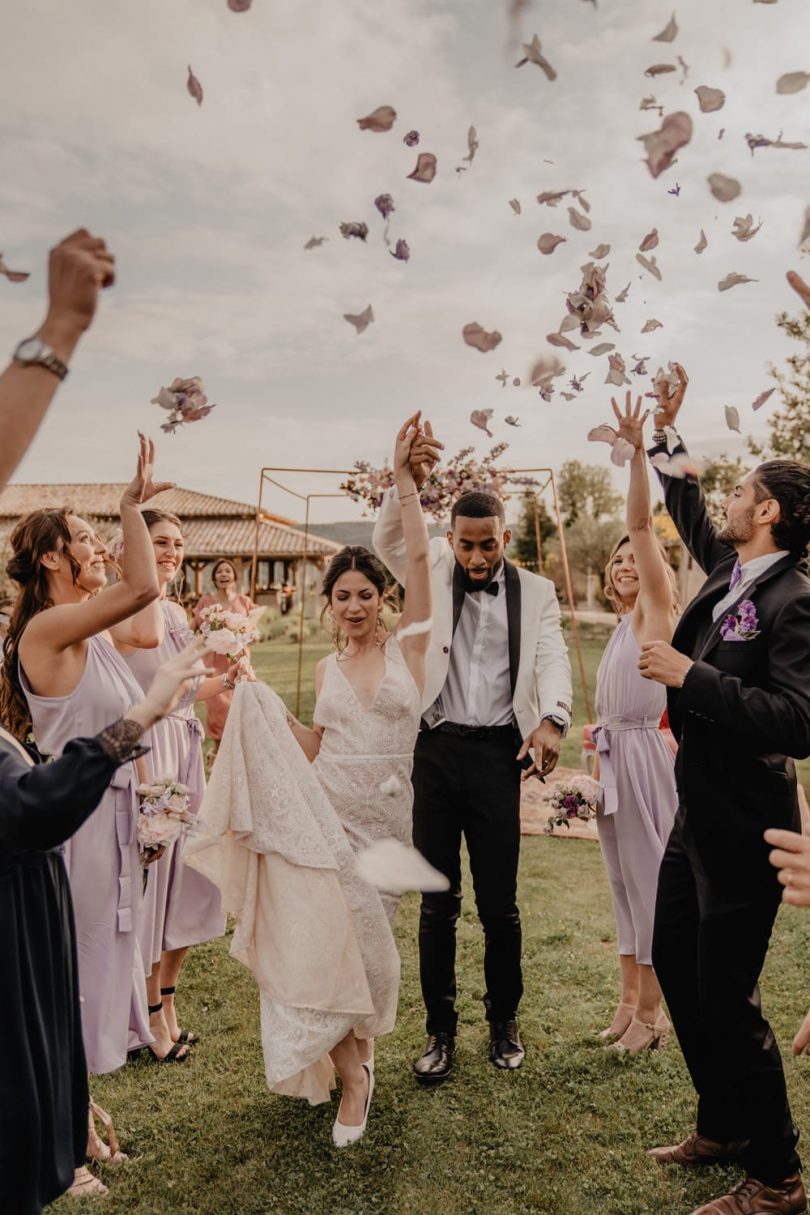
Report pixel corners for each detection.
[711,550,789,622]
[434,563,514,727]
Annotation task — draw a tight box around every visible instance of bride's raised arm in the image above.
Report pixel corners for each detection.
[393,412,431,693]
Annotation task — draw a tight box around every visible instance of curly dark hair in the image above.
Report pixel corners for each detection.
[450,490,505,526]
[754,460,810,560]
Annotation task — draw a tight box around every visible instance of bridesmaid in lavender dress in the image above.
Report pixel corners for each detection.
[113,509,230,1059]
[592,394,680,1054]
[0,437,169,1146]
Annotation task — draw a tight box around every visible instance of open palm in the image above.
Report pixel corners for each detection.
[123,432,174,505]
[610,392,649,450]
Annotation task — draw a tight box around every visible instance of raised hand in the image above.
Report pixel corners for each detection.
[121,432,175,507]
[653,362,688,430]
[44,228,115,340]
[394,411,422,479]
[611,392,650,451]
[408,418,444,489]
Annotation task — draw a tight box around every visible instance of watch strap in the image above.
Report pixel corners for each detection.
[13,338,69,382]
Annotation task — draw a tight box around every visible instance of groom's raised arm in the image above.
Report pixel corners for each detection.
[372,487,409,586]
[648,435,733,576]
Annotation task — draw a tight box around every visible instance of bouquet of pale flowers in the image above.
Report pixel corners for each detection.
[136,778,194,858]
[543,774,600,834]
[197,602,261,659]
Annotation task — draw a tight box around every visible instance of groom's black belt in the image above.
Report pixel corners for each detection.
[422,721,518,740]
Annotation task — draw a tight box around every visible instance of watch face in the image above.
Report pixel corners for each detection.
[15,337,44,362]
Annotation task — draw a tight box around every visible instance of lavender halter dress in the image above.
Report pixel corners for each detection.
[20,634,152,1074]
[593,615,678,966]
[125,601,224,976]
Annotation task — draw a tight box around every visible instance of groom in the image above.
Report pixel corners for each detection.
[373,425,572,1082]
[638,365,810,1215]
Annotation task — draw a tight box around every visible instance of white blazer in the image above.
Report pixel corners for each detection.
[372,490,573,742]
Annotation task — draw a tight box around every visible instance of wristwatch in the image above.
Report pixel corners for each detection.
[13,335,69,381]
[542,713,569,738]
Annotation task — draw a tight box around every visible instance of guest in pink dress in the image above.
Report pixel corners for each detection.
[592,395,680,1054]
[111,510,232,1060]
[193,559,255,752]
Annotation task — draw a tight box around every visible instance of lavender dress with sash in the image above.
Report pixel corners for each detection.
[593,614,678,965]
[124,600,224,975]
[20,634,152,1074]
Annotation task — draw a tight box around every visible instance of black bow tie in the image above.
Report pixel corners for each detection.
[466,580,499,597]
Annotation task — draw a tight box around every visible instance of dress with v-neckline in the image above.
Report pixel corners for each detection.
[333,642,391,714]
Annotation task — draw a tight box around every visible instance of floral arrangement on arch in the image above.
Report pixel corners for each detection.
[339,442,538,524]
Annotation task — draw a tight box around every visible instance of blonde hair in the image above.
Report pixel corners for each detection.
[603,533,680,617]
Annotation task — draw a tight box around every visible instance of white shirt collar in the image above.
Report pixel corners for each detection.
[738,550,789,581]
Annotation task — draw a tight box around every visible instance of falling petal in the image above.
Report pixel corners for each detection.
[651,452,707,478]
[496,369,510,387]
[470,408,495,436]
[538,233,567,254]
[339,222,369,241]
[746,131,807,154]
[725,405,741,433]
[641,318,663,333]
[536,189,569,206]
[776,72,810,95]
[631,356,650,375]
[694,229,708,253]
[588,425,617,446]
[589,243,611,259]
[667,183,681,196]
[303,236,328,250]
[561,392,577,401]
[407,152,438,183]
[227,0,252,10]
[463,126,479,163]
[652,12,678,42]
[605,353,631,387]
[695,85,726,113]
[718,272,757,291]
[151,386,177,410]
[752,387,776,411]
[463,322,502,352]
[611,437,636,466]
[559,314,581,333]
[530,355,566,385]
[343,305,375,333]
[588,342,616,356]
[572,190,591,214]
[186,65,203,106]
[568,207,592,231]
[515,34,557,81]
[638,111,693,178]
[509,198,522,215]
[677,55,690,83]
[636,252,662,280]
[390,239,410,262]
[374,193,395,220]
[639,228,659,252]
[356,838,449,896]
[732,214,763,242]
[0,253,30,283]
[645,63,677,77]
[800,206,810,247]
[357,105,397,132]
[640,95,664,117]
[547,331,580,351]
[404,130,420,147]
[512,377,522,387]
[505,416,522,426]
[708,173,741,203]
[615,283,631,303]
[396,617,433,641]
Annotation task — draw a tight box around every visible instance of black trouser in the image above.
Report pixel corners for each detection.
[652,807,800,1185]
[412,724,523,1036]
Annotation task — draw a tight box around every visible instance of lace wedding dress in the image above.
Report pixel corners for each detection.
[184,639,418,1105]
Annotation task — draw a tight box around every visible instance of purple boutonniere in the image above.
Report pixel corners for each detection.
[720,598,760,642]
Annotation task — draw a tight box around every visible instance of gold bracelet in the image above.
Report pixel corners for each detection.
[399,492,419,503]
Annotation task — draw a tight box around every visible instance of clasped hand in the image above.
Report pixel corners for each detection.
[517,719,562,781]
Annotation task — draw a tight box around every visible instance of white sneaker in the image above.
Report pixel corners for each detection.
[332,1062,374,1148]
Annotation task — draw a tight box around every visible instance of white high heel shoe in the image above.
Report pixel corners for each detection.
[332,1062,374,1148]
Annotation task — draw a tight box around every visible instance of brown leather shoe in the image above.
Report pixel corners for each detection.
[690,1174,807,1214]
[648,1132,749,1167]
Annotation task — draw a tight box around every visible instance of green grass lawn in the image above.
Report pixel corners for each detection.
[54,631,810,1215]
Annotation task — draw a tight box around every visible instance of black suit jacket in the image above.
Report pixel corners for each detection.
[651,438,810,889]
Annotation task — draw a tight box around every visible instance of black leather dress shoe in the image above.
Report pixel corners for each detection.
[413,1033,455,1084]
[489,1019,525,1070]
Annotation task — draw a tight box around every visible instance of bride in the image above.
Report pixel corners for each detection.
[185,414,431,1147]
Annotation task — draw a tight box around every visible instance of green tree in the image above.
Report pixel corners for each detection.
[509,492,556,572]
[697,454,751,516]
[557,459,622,526]
[748,308,810,464]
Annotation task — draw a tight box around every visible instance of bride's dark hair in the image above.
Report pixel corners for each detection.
[322,546,388,602]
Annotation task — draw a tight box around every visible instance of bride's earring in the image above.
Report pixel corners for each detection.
[328,610,345,655]
[375,609,385,646]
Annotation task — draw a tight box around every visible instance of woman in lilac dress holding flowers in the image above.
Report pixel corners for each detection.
[592,395,679,1054]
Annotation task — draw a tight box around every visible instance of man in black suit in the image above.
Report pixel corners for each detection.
[636,365,810,1215]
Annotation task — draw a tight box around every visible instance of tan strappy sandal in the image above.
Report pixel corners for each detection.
[67,1165,108,1199]
[597,1000,636,1041]
[87,1100,127,1165]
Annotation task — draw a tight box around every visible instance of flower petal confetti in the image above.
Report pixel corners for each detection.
[639,228,659,252]
[339,222,369,242]
[152,376,216,434]
[463,322,502,352]
[530,355,566,389]
[343,305,375,334]
[752,387,776,410]
[776,72,810,95]
[787,271,810,307]
[694,228,708,253]
[379,775,403,797]
[640,96,664,117]
[708,173,742,202]
[695,85,726,112]
[566,262,615,335]
[546,331,580,351]
[505,416,521,426]
[638,111,693,178]
[645,63,677,78]
[615,282,631,303]
[538,233,567,254]
[589,243,611,258]
[509,198,522,215]
[725,405,741,433]
[588,342,616,356]
[462,126,479,164]
[611,437,636,467]
[732,213,763,242]
[568,206,592,231]
[515,33,557,81]
[496,368,509,387]
[303,236,328,250]
[569,373,590,392]
[357,105,397,132]
[631,355,650,375]
[746,131,807,154]
[800,207,810,248]
[186,65,203,107]
[667,183,681,196]
[605,353,631,387]
[374,193,395,221]
[636,252,662,280]
[407,152,437,183]
[356,838,449,896]
[0,253,30,283]
[651,452,707,478]
[403,130,420,147]
[470,409,495,436]
[390,239,410,262]
[641,318,663,332]
[718,272,757,291]
[652,12,678,42]
[227,0,252,10]
[588,424,617,446]
[536,189,569,206]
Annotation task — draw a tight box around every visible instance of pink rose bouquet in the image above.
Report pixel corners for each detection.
[197,603,260,659]
[136,778,193,859]
[543,774,600,834]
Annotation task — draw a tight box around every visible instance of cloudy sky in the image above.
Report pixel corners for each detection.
[1,0,808,522]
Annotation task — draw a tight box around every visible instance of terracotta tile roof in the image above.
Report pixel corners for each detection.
[0,484,341,560]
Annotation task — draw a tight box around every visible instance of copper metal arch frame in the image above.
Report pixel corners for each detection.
[250,465,592,721]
